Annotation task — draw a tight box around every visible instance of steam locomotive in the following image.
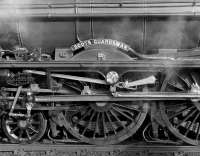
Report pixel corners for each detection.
[0,0,200,145]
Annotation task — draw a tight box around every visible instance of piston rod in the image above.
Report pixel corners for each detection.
[33,92,200,102]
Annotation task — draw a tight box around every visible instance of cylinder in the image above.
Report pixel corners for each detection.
[0,69,10,85]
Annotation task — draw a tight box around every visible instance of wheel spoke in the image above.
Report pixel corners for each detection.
[185,112,200,136]
[79,108,92,121]
[28,125,39,134]
[167,82,185,91]
[25,129,31,140]
[113,103,138,112]
[112,106,134,122]
[105,112,116,134]
[19,129,23,139]
[196,121,200,140]
[31,121,40,125]
[10,127,19,134]
[175,73,191,88]
[168,106,195,119]
[81,110,96,135]
[93,112,100,137]
[113,104,135,116]
[110,109,126,129]
[176,109,197,129]
[7,121,18,125]
[102,112,108,138]
[190,72,198,84]
[75,108,92,127]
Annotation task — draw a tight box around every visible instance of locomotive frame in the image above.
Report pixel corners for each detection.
[0,0,200,146]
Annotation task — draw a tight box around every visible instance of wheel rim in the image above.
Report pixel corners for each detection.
[65,101,148,145]
[160,70,200,145]
[2,112,47,143]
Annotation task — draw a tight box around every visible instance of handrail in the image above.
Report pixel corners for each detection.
[1,0,200,5]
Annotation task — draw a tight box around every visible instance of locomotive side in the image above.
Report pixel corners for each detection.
[0,0,200,145]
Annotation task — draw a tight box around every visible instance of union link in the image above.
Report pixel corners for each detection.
[8,86,34,117]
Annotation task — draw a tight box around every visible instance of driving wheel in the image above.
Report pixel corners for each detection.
[160,70,200,145]
[65,101,148,145]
